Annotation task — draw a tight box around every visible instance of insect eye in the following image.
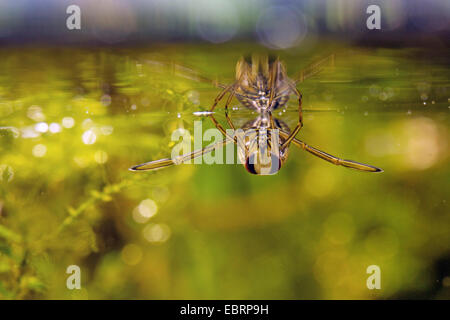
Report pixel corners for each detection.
[244,153,282,175]
[244,155,258,175]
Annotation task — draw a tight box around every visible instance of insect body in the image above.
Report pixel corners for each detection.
[237,112,290,175]
[234,55,294,112]
[130,54,383,174]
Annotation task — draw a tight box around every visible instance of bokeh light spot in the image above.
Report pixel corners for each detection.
[35,122,49,133]
[132,199,158,223]
[49,122,62,133]
[121,244,143,266]
[196,0,239,43]
[32,144,47,157]
[143,223,171,243]
[62,117,75,128]
[256,6,307,49]
[82,130,97,145]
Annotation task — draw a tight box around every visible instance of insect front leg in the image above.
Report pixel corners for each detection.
[208,83,240,144]
[209,84,233,112]
[224,86,237,130]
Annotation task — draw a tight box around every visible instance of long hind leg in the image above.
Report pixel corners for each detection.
[279,130,383,173]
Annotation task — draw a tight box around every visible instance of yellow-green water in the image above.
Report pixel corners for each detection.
[0,44,449,299]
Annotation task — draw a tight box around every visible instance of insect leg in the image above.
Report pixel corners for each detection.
[281,85,303,150]
[267,60,278,109]
[224,87,237,130]
[133,55,226,89]
[208,84,239,143]
[269,112,276,129]
[293,53,335,85]
[209,84,233,112]
[209,112,238,144]
[129,139,232,171]
[279,131,383,173]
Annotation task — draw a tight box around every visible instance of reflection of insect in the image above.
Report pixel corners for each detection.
[130,54,383,174]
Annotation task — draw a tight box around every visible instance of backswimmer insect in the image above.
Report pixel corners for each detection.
[130,54,383,175]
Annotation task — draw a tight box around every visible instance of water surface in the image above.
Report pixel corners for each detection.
[0,44,449,299]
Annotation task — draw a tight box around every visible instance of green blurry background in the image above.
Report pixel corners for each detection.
[0,42,448,299]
